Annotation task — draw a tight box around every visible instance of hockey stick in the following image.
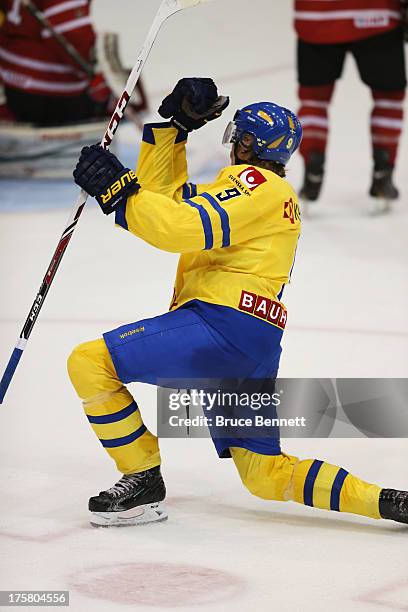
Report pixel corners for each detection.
[0,0,214,404]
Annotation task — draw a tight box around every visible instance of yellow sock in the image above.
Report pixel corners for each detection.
[231,448,381,519]
[68,338,160,474]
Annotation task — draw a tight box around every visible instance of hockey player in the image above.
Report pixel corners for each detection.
[0,0,101,123]
[295,0,407,204]
[0,0,146,125]
[69,77,408,528]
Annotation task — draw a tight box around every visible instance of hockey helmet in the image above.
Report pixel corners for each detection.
[222,102,302,166]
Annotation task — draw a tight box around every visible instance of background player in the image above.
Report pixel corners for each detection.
[295,0,407,206]
[69,77,408,528]
[0,0,147,125]
[0,0,105,123]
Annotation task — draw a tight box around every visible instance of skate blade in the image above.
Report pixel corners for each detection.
[90,502,168,528]
[299,197,320,219]
[368,197,392,216]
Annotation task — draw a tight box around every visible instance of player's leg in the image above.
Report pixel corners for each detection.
[67,337,166,527]
[67,338,161,475]
[351,28,407,207]
[297,40,346,202]
[212,371,408,524]
[68,307,263,526]
[231,448,408,524]
[213,375,382,521]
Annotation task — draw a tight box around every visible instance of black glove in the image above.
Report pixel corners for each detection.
[73,144,140,214]
[158,77,230,132]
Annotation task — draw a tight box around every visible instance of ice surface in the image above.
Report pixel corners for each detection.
[0,1,407,610]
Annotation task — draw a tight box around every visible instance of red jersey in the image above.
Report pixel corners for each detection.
[295,0,403,44]
[0,0,94,96]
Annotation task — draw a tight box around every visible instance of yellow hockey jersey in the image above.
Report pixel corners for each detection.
[115,123,301,331]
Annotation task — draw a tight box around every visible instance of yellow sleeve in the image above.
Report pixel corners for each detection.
[115,164,299,253]
[115,188,211,252]
[135,122,214,203]
[135,122,189,202]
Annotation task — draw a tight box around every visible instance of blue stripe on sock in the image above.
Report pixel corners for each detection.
[330,468,349,511]
[100,424,147,448]
[184,198,213,249]
[199,192,231,247]
[303,460,324,507]
[87,401,138,425]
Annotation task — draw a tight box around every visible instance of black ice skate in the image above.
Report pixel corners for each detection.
[89,466,167,527]
[299,151,325,202]
[369,149,399,214]
[379,488,408,525]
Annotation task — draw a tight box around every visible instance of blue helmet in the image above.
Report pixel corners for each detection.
[222,102,303,166]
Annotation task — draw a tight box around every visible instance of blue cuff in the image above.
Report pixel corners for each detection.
[142,122,188,145]
[115,200,128,230]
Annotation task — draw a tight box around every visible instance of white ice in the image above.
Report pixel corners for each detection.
[1,1,408,610]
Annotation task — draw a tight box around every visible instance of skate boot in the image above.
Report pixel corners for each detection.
[299,151,325,202]
[89,465,167,527]
[379,489,408,525]
[369,149,399,213]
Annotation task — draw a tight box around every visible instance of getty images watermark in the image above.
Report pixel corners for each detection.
[166,388,306,432]
[158,379,305,439]
[157,378,408,439]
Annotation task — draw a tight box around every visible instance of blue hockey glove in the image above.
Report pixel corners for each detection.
[73,144,140,214]
[158,77,229,132]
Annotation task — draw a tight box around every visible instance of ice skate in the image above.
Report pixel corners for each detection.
[299,151,325,215]
[369,149,399,215]
[89,466,167,527]
[379,489,408,525]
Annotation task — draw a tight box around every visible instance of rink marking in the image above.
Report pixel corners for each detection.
[69,562,246,607]
[149,62,294,100]
[288,324,408,339]
[356,578,408,611]
[0,527,82,543]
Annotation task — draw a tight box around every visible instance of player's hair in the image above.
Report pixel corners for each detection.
[253,158,286,178]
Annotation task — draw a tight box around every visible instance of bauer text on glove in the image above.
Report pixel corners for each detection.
[73,144,140,214]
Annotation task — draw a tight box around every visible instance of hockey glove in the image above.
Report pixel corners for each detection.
[73,144,140,214]
[158,77,230,132]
